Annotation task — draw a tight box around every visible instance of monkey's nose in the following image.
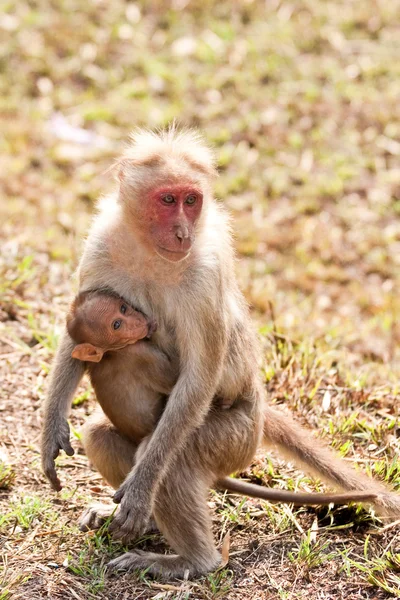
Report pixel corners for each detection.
[175,225,189,242]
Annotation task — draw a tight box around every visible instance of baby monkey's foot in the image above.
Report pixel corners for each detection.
[79,503,117,532]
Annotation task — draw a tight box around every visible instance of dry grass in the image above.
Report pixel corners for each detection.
[1,1,400,598]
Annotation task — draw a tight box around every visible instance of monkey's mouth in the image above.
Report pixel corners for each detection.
[156,245,191,262]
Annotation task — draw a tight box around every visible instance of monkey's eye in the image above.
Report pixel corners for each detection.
[113,320,122,330]
[162,194,175,204]
[185,194,197,205]
[120,304,127,314]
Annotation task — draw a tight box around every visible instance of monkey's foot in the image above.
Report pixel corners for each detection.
[107,549,221,580]
[79,503,117,532]
[79,504,159,535]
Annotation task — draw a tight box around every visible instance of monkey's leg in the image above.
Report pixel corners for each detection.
[263,404,400,517]
[108,400,261,579]
[80,410,138,531]
[82,409,138,488]
[108,466,219,579]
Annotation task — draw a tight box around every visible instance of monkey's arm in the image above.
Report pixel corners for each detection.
[217,477,377,506]
[41,329,85,490]
[111,303,228,539]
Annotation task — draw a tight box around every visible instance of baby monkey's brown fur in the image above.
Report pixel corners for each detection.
[66,290,176,454]
[42,127,400,580]
[67,290,156,362]
[68,290,376,507]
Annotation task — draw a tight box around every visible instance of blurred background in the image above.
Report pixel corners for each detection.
[1,2,400,599]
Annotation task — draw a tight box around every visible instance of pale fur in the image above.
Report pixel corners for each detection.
[123,126,218,176]
[42,126,400,580]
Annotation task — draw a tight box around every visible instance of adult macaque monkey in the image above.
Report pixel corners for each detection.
[66,290,377,508]
[42,127,400,579]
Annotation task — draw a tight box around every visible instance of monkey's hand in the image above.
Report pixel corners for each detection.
[41,418,75,491]
[109,480,151,542]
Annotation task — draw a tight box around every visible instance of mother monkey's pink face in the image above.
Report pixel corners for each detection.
[145,184,203,262]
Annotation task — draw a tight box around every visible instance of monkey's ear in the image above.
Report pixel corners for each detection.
[113,158,128,183]
[71,343,104,363]
[114,156,161,183]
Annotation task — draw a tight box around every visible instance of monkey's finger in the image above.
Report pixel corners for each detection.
[111,524,137,542]
[48,470,62,492]
[118,513,147,536]
[109,512,136,536]
[109,511,128,532]
[44,463,62,491]
[109,526,126,540]
[61,440,75,457]
[52,447,61,460]
[51,478,62,492]
[112,488,125,504]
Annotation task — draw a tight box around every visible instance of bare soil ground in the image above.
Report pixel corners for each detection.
[1,1,400,598]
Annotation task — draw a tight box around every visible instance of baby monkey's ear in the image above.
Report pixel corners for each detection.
[71,343,104,363]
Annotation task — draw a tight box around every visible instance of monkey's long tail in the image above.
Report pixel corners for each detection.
[217,477,377,506]
[261,403,400,518]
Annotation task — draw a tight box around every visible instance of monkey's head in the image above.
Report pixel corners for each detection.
[115,127,218,263]
[67,291,156,363]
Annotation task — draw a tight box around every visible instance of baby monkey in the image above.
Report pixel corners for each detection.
[66,290,175,452]
[68,291,156,363]
[67,290,376,508]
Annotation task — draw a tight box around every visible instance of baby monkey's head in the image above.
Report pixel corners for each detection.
[67,291,156,363]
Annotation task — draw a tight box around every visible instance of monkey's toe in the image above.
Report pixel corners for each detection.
[107,549,220,579]
[79,503,116,531]
[107,551,144,572]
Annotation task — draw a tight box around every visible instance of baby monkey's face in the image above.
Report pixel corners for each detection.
[82,295,154,349]
[68,293,157,363]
